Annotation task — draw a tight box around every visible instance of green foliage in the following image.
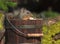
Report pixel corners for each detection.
[6,2,17,8]
[0,0,17,11]
[40,11,60,18]
[42,22,60,44]
[0,0,8,11]
[0,13,4,30]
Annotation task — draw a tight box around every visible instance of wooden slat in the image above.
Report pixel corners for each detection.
[27,33,43,37]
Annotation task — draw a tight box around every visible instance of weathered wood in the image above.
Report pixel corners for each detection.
[5,19,43,44]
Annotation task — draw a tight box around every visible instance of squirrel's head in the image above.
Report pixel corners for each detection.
[20,8,33,20]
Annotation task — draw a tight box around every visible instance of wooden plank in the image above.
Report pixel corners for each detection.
[27,33,43,37]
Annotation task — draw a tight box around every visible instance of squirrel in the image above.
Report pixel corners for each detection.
[13,8,41,20]
[19,8,34,20]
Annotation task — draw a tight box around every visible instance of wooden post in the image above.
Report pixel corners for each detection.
[0,40,1,44]
[0,37,5,44]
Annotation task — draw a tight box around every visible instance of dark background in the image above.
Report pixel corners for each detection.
[9,0,60,13]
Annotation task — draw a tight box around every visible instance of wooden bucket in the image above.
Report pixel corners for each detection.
[5,18,43,44]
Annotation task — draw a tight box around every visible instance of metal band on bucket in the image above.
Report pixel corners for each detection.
[17,25,41,29]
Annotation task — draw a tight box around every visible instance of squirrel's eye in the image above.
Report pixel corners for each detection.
[27,12,30,14]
